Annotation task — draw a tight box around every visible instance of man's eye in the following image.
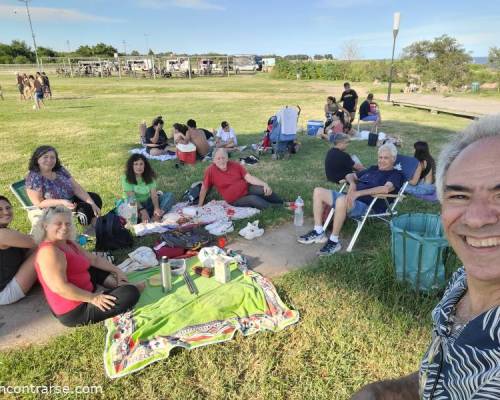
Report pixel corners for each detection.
[448,194,468,200]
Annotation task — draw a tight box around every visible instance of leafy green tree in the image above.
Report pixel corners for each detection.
[488,46,500,91]
[37,46,58,58]
[130,50,140,56]
[402,35,472,88]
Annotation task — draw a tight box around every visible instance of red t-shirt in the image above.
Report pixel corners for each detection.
[203,161,248,203]
[35,241,93,315]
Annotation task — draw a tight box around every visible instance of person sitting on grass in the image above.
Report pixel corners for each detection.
[359,93,382,132]
[144,116,171,156]
[33,206,143,327]
[298,143,404,256]
[404,141,436,197]
[325,133,364,184]
[26,145,102,227]
[0,196,38,305]
[186,119,210,159]
[121,154,175,223]
[215,121,238,150]
[198,148,284,210]
[324,96,340,132]
[172,123,189,145]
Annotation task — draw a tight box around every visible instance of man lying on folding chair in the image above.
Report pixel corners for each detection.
[298,143,405,256]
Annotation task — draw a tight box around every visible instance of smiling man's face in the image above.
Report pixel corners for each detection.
[441,136,500,282]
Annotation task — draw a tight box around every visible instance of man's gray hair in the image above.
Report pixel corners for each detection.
[213,147,228,159]
[378,143,398,159]
[32,206,76,244]
[436,114,500,202]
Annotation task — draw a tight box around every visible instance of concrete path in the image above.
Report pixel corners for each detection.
[0,221,318,350]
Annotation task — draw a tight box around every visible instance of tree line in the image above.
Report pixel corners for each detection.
[271,36,499,89]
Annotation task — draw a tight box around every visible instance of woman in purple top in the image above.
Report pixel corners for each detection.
[25,145,102,226]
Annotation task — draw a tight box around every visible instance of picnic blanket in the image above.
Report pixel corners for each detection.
[132,200,260,236]
[129,147,177,161]
[103,254,299,378]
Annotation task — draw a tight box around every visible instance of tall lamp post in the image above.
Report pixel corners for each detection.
[387,12,401,102]
[18,0,41,71]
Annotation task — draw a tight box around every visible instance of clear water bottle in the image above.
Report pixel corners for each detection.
[128,195,138,225]
[294,196,304,226]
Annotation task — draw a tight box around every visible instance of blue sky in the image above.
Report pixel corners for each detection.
[0,0,498,58]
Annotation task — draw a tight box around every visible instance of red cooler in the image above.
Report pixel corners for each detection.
[176,143,197,164]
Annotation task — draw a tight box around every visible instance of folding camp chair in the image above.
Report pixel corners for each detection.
[10,179,88,225]
[322,155,419,252]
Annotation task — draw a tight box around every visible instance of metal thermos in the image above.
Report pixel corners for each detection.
[160,256,172,292]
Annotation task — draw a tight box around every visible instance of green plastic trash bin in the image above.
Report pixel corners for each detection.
[471,82,480,93]
[391,213,450,292]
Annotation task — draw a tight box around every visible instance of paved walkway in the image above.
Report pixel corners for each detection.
[0,221,320,350]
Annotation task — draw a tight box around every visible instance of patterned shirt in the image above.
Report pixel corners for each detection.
[25,167,74,200]
[419,267,500,399]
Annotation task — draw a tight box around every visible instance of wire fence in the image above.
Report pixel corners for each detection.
[0,55,273,79]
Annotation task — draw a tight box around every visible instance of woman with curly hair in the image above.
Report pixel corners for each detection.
[121,154,174,223]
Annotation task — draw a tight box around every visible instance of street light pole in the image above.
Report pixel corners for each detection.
[387,12,401,102]
[19,0,40,71]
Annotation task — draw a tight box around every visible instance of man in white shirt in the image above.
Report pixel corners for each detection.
[215,121,237,150]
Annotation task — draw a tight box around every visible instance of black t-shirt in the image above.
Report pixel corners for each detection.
[0,246,27,291]
[359,100,370,119]
[325,147,355,184]
[340,89,358,112]
[145,126,168,147]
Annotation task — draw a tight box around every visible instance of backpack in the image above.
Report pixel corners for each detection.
[182,181,202,205]
[160,228,214,250]
[95,212,133,251]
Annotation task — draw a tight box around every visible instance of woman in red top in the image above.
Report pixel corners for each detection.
[33,206,143,327]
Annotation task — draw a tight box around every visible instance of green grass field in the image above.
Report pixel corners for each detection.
[0,73,470,399]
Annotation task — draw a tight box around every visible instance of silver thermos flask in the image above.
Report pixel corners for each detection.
[160,256,172,293]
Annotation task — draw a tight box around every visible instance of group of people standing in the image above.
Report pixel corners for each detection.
[321,82,382,141]
[16,71,52,109]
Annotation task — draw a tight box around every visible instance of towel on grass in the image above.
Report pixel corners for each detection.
[103,254,299,378]
[129,147,177,161]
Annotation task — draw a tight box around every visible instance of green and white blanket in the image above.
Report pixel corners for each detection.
[104,255,299,378]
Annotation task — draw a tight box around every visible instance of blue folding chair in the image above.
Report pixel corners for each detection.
[322,155,419,252]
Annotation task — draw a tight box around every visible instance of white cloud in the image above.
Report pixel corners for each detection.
[138,0,225,11]
[0,4,125,23]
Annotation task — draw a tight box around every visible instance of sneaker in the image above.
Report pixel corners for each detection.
[318,240,341,256]
[297,230,327,244]
[239,220,264,240]
[205,218,229,231]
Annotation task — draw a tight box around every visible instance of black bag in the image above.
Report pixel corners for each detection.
[95,212,133,251]
[368,132,379,147]
[160,228,213,250]
[182,181,202,205]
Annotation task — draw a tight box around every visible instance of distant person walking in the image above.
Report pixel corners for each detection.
[16,72,25,101]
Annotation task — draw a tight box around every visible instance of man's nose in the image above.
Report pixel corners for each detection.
[463,197,499,229]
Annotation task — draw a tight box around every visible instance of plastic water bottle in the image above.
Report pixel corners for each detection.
[128,195,138,225]
[294,196,304,227]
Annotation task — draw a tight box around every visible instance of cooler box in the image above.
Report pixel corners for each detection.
[176,143,197,165]
[307,120,323,136]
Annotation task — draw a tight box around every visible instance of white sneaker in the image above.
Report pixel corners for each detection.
[205,218,229,232]
[239,220,264,240]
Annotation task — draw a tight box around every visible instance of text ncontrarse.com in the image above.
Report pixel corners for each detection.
[0,385,103,395]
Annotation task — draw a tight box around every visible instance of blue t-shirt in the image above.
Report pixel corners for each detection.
[355,166,404,213]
